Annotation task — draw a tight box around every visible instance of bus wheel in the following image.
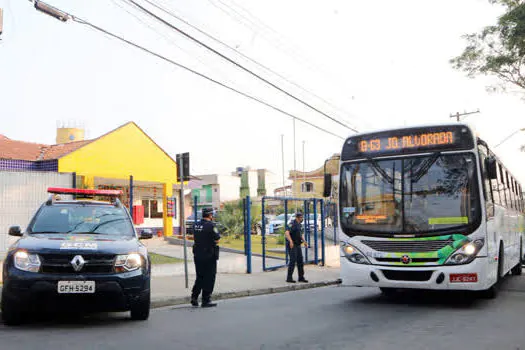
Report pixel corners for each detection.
[511,242,522,275]
[379,287,398,297]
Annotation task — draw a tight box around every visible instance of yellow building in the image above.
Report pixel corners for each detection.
[0,122,185,237]
[289,154,340,199]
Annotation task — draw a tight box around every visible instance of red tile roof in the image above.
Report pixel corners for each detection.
[40,140,93,160]
[0,137,93,161]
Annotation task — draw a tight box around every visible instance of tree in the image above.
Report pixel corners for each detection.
[451,0,525,93]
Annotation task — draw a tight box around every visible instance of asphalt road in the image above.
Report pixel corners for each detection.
[1,279,525,350]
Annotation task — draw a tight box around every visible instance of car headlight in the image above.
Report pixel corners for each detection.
[115,253,143,272]
[445,239,485,265]
[342,244,370,264]
[14,250,41,273]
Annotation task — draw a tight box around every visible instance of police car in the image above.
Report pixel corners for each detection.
[1,188,152,325]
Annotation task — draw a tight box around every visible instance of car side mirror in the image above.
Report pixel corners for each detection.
[139,229,153,240]
[485,157,497,180]
[323,174,332,197]
[9,226,22,237]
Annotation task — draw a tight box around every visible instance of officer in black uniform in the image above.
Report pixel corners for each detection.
[285,212,309,283]
[191,207,221,307]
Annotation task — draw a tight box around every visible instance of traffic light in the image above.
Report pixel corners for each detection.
[176,152,190,182]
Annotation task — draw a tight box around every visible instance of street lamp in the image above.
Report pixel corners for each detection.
[34,1,69,22]
[494,128,525,148]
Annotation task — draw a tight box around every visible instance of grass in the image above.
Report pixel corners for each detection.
[220,235,286,258]
[149,253,184,265]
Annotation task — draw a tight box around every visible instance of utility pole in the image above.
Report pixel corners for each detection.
[449,109,480,122]
[302,141,306,194]
[0,8,4,39]
[281,134,285,188]
[293,118,297,199]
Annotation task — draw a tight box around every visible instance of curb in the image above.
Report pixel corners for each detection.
[150,279,342,308]
[0,279,342,314]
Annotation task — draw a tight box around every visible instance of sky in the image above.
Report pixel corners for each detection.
[1,0,525,185]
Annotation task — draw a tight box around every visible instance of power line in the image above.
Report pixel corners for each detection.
[209,0,357,109]
[125,0,358,132]
[113,0,238,86]
[133,0,360,131]
[31,1,345,139]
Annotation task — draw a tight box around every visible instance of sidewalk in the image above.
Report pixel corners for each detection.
[144,237,342,306]
[151,265,341,307]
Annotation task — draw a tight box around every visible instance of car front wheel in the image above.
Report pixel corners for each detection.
[130,290,151,321]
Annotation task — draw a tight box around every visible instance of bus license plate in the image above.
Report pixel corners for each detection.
[57,281,95,294]
[450,273,478,283]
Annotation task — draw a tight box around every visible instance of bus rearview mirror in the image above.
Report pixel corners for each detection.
[323,174,332,197]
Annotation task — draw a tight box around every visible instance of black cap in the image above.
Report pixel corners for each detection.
[295,212,303,217]
[202,208,214,217]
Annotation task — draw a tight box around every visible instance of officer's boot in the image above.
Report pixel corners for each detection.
[190,290,199,307]
[201,294,217,308]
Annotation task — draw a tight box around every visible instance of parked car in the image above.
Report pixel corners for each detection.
[1,187,151,326]
[185,211,227,235]
[268,213,296,232]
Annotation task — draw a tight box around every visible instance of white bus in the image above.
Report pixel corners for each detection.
[324,123,525,297]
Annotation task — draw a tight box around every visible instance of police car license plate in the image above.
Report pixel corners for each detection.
[57,281,95,294]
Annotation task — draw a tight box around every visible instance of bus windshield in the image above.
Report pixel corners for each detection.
[339,153,481,236]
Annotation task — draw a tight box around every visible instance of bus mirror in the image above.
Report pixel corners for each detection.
[323,174,332,197]
[485,157,497,180]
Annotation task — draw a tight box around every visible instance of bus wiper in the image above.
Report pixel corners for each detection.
[366,157,394,184]
[411,152,441,183]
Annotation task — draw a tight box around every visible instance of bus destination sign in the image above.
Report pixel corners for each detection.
[358,131,454,153]
[341,125,475,160]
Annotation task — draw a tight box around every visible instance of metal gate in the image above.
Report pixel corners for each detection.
[261,196,326,271]
[324,201,339,245]
[0,171,74,256]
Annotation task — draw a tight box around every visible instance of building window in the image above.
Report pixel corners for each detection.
[301,182,314,193]
[142,200,150,218]
[142,199,163,219]
[150,200,163,218]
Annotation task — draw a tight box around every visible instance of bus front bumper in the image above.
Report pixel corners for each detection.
[340,256,494,291]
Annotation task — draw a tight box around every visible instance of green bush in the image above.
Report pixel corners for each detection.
[275,227,286,245]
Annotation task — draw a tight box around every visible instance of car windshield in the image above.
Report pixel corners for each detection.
[29,205,134,236]
[339,153,481,236]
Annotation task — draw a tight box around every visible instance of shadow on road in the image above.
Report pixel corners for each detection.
[0,312,134,330]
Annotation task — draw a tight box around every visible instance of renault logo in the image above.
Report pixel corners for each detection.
[401,255,412,264]
[71,255,85,272]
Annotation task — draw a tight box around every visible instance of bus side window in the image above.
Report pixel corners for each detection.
[478,144,494,218]
[477,145,492,203]
[497,163,508,208]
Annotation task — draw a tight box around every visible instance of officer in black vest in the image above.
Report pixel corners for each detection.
[191,207,221,307]
[285,212,309,283]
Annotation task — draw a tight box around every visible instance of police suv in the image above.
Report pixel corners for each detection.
[1,188,152,325]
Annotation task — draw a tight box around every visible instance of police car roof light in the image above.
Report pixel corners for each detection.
[47,187,123,196]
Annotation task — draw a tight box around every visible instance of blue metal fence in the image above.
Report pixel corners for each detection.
[260,196,326,272]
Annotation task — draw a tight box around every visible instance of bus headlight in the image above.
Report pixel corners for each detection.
[342,244,370,264]
[445,239,484,265]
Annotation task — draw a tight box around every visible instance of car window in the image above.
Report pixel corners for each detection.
[29,205,134,236]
